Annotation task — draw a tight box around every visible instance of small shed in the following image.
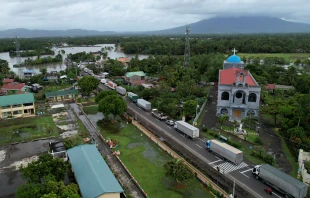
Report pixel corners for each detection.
[67,145,123,198]
[125,71,146,81]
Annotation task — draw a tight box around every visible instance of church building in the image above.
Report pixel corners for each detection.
[216,49,261,121]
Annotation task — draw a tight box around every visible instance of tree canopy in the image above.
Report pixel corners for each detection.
[164,159,193,184]
[19,154,69,183]
[95,90,117,103]
[98,95,127,120]
[78,76,99,96]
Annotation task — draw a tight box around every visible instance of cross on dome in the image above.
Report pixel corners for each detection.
[232,48,238,55]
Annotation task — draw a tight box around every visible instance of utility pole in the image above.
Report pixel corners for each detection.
[184,26,190,67]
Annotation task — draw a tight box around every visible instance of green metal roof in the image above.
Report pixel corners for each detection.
[125,71,146,78]
[45,89,78,97]
[0,93,34,107]
[67,145,123,198]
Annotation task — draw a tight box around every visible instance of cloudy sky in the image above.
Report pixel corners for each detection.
[0,0,309,31]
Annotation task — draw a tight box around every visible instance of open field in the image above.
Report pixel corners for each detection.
[98,122,214,198]
[0,116,58,145]
[238,53,309,62]
[83,105,98,115]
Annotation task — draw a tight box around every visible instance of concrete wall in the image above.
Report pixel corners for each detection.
[217,84,260,121]
[0,103,35,118]
[98,192,120,198]
[298,149,310,184]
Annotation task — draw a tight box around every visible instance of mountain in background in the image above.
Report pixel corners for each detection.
[1,16,310,38]
[153,16,310,34]
[0,28,117,38]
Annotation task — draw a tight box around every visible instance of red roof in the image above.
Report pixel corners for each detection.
[2,78,14,83]
[1,83,25,91]
[219,68,257,86]
[266,84,275,90]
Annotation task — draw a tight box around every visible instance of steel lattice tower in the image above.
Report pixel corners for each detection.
[14,36,21,65]
[184,26,190,67]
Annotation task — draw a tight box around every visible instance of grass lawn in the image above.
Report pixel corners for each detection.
[98,122,215,198]
[0,116,59,145]
[237,53,309,62]
[43,83,72,93]
[221,125,258,144]
[274,129,299,177]
[83,105,98,115]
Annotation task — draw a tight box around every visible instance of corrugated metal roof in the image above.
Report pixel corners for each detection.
[45,89,78,97]
[67,145,123,198]
[125,71,146,78]
[0,93,34,106]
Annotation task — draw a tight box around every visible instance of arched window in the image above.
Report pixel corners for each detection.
[236,92,243,98]
[248,93,257,102]
[220,108,228,115]
[221,92,229,100]
[247,110,255,117]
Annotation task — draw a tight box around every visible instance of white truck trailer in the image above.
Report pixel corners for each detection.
[206,139,243,164]
[137,99,151,111]
[174,121,199,139]
[252,164,308,198]
[116,86,127,96]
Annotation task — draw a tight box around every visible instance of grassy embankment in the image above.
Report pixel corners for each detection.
[83,105,98,115]
[97,121,215,198]
[0,116,58,145]
[238,53,309,62]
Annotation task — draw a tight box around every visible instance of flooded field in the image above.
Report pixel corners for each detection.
[0,139,53,198]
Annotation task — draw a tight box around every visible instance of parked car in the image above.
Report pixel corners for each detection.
[166,120,174,126]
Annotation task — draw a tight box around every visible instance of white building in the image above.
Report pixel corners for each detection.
[216,51,261,121]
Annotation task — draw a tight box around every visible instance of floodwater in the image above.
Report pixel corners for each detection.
[0,139,52,198]
[0,44,148,74]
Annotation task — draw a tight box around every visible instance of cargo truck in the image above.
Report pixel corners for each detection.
[174,121,199,139]
[137,99,151,111]
[116,86,126,96]
[206,139,243,165]
[151,109,168,120]
[126,92,138,103]
[252,164,308,198]
[107,81,117,90]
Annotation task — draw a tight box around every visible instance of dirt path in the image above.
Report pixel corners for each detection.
[258,120,292,174]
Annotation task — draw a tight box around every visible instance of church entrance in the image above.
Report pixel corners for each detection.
[233,109,241,118]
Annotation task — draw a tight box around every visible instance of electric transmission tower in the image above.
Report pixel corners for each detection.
[184,26,190,67]
[14,36,22,65]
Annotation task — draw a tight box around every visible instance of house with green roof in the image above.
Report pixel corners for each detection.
[45,89,79,101]
[67,144,124,198]
[0,93,35,119]
[125,71,146,81]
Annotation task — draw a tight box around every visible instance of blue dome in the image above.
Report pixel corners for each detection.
[227,55,241,63]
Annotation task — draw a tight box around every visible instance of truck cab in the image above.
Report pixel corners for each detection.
[206,140,211,150]
[252,165,260,176]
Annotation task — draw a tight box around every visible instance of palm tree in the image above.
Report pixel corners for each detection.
[0,59,10,74]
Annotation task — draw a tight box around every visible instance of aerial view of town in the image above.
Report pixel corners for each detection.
[0,1,310,198]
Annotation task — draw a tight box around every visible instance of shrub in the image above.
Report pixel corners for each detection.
[254,137,262,145]
[227,140,242,149]
[202,127,208,132]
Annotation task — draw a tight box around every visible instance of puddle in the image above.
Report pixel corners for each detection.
[0,150,6,162]
[1,156,39,172]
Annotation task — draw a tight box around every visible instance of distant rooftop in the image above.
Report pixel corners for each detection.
[125,71,146,78]
[67,145,123,198]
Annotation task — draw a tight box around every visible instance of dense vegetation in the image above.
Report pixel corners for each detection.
[9,48,55,57]
[24,54,63,65]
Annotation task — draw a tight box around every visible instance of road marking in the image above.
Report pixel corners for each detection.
[240,168,252,174]
[240,172,249,178]
[180,134,185,138]
[196,144,202,148]
[197,138,206,143]
[166,126,172,129]
[272,192,282,198]
[209,159,222,164]
[215,156,221,160]
[214,162,248,174]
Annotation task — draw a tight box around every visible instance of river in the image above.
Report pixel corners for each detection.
[0,44,148,74]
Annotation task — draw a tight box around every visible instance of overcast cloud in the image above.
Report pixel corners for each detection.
[0,0,309,31]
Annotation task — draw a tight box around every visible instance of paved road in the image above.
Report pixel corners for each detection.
[97,83,287,198]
